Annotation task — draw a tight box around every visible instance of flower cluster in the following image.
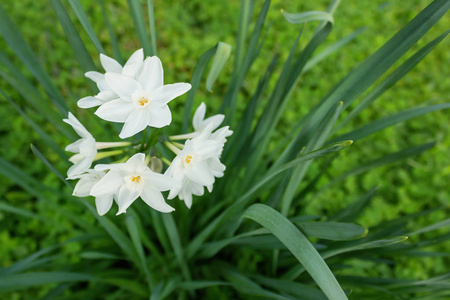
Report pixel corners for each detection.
[65,49,232,216]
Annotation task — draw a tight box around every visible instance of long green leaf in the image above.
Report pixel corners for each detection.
[161,213,192,281]
[330,103,450,143]
[125,215,153,289]
[303,27,366,73]
[298,222,368,241]
[182,46,216,132]
[323,143,434,191]
[147,0,157,55]
[282,10,334,25]
[127,0,152,56]
[0,157,46,199]
[329,187,378,222]
[100,0,123,62]
[206,42,232,91]
[243,204,348,300]
[0,272,95,292]
[68,0,105,53]
[50,0,96,76]
[0,3,68,113]
[336,30,449,131]
[288,0,449,167]
[0,89,67,160]
[186,141,352,259]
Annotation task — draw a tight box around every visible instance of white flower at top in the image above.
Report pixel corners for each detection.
[90,153,179,215]
[78,49,144,109]
[63,112,97,179]
[94,55,191,139]
[165,125,227,208]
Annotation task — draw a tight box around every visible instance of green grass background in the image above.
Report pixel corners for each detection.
[0,0,448,296]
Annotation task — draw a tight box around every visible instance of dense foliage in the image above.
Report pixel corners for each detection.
[0,0,448,299]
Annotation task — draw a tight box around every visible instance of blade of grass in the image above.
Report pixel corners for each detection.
[335,30,449,131]
[186,141,353,259]
[125,215,154,289]
[206,42,232,92]
[127,0,152,56]
[147,0,157,55]
[243,204,348,300]
[282,10,334,25]
[298,222,368,241]
[182,46,216,132]
[161,214,192,281]
[50,0,96,79]
[0,3,68,113]
[100,0,123,63]
[68,0,105,53]
[330,103,450,143]
[1,89,68,160]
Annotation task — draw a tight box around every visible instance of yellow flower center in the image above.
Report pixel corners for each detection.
[185,155,192,164]
[138,97,148,106]
[131,175,141,183]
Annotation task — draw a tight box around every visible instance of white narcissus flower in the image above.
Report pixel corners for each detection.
[72,170,114,216]
[94,56,191,139]
[165,127,226,208]
[171,102,228,140]
[78,49,144,109]
[64,112,97,180]
[90,153,178,215]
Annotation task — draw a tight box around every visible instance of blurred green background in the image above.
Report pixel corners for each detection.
[0,0,448,296]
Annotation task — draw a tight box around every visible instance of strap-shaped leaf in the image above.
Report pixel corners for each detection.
[68,0,105,53]
[186,141,352,259]
[282,10,334,25]
[0,3,68,113]
[242,204,348,300]
[206,42,232,91]
[298,221,368,241]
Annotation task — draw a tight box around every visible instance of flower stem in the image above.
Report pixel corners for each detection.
[93,150,123,161]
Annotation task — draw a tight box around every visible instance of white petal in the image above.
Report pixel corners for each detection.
[124,153,146,172]
[65,139,83,153]
[78,96,103,109]
[90,170,123,197]
[73,175,99,197]
[85,71,104,83]
[193,102,206,131]
[116,185,140,215]
[151,83,191,105]
[95,99,134,123]
[186,161,214,186]
[63,112,92,138]
[143,171,180,191]
[203,115,225,131]
[138,56,163,91]
[148,105,171,128]
[96,90,118,101]
[124,49,144,68]
[95,195,114,216]
[105,73,142,102]
[67,156,93,179]
[100,53,122,73]
[119,109,150,139]
[95,162,127,171]
[141,187,174,213]
[180,189,193,209]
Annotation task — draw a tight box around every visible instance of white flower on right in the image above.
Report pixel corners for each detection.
[165,126,226,208]
[64,112,97,179]
[78,49,144,109]
[90,153,179,215]
[94,56,191,139]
